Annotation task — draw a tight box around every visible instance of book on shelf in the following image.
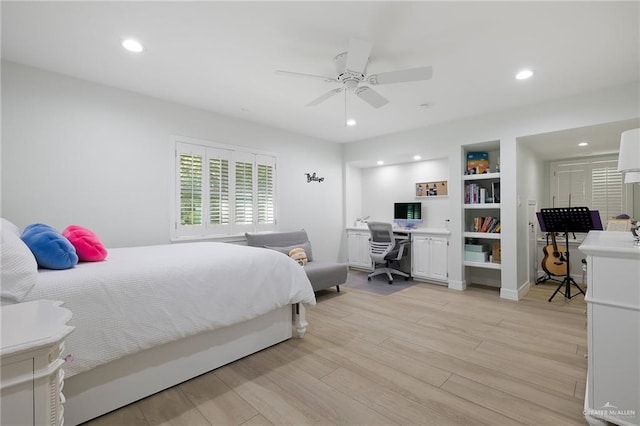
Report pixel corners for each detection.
[491,182,500,203]
[471,216,501,233]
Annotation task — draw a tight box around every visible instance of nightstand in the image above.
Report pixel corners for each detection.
[1,300,74,426]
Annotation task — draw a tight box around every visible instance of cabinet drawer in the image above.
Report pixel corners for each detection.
[1,357,33,388]
[1,358,35,426]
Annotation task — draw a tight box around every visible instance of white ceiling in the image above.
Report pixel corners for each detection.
[1,1,639,145]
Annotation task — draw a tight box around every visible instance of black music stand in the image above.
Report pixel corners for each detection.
[539,207,594,302]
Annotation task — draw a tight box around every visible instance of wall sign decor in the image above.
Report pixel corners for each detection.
[416,181,448,197]
[305,172,325,183]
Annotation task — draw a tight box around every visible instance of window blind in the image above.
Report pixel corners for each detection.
[591,160,624,221]
[550,156,631,226]
[209,158,229,225]
[554,163,587,207]
[179,153,203,226]
[234,161,253,225]
[257,156,275,225]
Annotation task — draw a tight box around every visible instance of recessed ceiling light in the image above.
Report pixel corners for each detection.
[515,69,534,80]
[122,39,144,53]
[414,155,421,160]
[346,119,357,127]
[578,141,589,147]
[377,160,384,165]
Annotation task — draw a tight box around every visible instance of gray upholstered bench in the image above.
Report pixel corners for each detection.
[245,230,346,292]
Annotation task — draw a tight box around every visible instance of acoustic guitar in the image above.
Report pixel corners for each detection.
[541,233,568,277]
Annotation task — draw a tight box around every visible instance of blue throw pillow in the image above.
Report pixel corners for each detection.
[21,223,78,270]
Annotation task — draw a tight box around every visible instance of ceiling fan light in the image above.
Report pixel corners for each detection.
[346,119,357,127]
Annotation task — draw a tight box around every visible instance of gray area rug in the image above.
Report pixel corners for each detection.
[343,270,417,295]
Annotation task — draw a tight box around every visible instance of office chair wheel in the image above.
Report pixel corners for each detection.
[367,277,371,281]
[405,276,409,281]
[388,280,393,284]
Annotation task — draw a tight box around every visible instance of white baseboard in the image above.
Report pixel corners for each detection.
[500,281,531,301]
[448,279,466,291]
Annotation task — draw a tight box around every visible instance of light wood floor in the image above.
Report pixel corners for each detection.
[85,276,588,426]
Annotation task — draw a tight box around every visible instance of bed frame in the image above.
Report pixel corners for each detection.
[63,303,308,426]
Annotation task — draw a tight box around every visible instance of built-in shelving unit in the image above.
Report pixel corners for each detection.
[463,146,502,271]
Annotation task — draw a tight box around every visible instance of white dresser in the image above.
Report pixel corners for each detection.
[580,231,640,426]
[1,300,74,426]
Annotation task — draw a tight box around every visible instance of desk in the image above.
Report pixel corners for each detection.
[346,227,450,284]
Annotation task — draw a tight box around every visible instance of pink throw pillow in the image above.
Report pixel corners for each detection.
[62,225,108,262]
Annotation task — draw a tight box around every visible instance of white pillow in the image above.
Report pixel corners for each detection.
[1,218,21,238]
[1,228,38,302]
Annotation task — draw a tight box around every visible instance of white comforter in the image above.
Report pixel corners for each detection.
[21,242,316,377]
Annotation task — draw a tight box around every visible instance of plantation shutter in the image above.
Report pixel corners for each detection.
[207,148,231,234]
[256,155,276,231]
[591,160,624,222]
[176,143,206,237]
[550,156,632,231]
[553,162,587,207]
[233,151,254,231]
[172,137,278,239]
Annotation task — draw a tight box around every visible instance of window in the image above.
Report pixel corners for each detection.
[550,156,632,225]
[172,137,277,239]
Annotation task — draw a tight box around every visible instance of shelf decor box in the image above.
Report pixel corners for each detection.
[492,243,501,263]
[464,251,489,262]
[465,243,488,252]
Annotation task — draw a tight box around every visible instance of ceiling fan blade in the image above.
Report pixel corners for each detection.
[275,70,337,83]
[355,86,389,109]
[345,38,372,74]
[368,66,433,85]
[305,88,343,107]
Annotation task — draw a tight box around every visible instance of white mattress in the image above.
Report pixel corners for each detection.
[21,242,316,377]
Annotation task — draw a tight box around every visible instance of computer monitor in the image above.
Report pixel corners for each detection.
[394,202,423,228]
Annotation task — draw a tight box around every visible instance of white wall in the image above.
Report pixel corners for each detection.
[1,61,345,261]
[359,158,450,228]
[343,82,640,298]
[516,142,545,288]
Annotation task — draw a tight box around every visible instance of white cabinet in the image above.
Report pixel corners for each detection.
[1,300,74,426]
[412,234,448,283]
[347,229,372,270]
[580,231,639,426]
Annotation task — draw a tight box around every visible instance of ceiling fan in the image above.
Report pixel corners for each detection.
[276,38,433,110]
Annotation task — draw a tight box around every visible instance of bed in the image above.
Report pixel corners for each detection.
[1,223,316,426]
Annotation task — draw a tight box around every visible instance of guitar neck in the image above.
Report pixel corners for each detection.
[551,233,559,252]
